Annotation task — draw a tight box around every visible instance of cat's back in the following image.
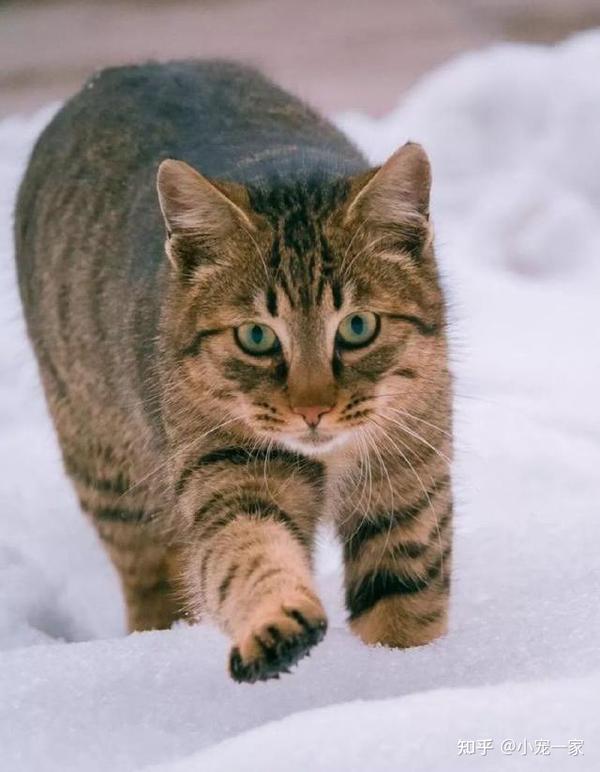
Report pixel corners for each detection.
[15,59,361,318]
[16,59,358,237]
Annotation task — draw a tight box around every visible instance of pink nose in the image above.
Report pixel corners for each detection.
[292,405,332,429]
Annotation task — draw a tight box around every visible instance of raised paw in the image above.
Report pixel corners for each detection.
[229,595,328,683]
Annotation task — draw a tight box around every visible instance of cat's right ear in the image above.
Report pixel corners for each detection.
[156,159,255,272]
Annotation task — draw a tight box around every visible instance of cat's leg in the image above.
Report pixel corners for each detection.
[65,454,182,631]
[337,450,452,648]
[175,448,327,682]
[91,515,182,632]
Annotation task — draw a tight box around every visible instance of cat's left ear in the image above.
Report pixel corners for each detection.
[345,142,432,256]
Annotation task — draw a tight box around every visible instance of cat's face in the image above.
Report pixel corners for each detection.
[158,144,446,457]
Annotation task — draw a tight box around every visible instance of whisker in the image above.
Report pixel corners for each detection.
[379,408,451,466]
[117,413,241,501]
[367,417,445,583]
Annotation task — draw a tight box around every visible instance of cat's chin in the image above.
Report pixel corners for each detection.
[276,431,352,457]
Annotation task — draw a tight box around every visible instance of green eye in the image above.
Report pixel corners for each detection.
[235,322,280,356]
[336,311,380,349]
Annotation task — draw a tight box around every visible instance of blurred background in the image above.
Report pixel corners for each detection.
[2,0,600,119]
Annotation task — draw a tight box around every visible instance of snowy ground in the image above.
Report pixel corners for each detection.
[1,32,600,772]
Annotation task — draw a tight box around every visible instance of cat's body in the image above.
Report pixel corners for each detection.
[15,61,452,681]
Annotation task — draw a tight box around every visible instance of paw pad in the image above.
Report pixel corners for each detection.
[229,607,327,683]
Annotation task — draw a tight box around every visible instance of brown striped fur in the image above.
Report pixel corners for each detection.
[15,61,452,682]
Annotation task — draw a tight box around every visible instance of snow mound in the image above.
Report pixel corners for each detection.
[1,31,600,772]
[153,674,598,772]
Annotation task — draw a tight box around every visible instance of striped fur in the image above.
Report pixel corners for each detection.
[15,61,452,682]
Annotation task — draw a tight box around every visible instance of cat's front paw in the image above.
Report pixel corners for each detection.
[229,594,327,683]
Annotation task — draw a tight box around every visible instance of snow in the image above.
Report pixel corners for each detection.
[1,32,600,771]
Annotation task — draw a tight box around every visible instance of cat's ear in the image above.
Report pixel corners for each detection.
[156,159,255,272]
[345,142,432,257]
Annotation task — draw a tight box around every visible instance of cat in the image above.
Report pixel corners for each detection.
[14,60,452,682]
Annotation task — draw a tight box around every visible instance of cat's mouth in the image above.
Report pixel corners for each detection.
[278,428,352,456]
[301,430,334,445]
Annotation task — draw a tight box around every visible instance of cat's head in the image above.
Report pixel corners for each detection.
[157,143,447,456]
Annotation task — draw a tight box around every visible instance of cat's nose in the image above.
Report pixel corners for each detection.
[292,405,332,429]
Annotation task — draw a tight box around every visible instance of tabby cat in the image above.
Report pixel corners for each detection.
[15,61,452,682]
